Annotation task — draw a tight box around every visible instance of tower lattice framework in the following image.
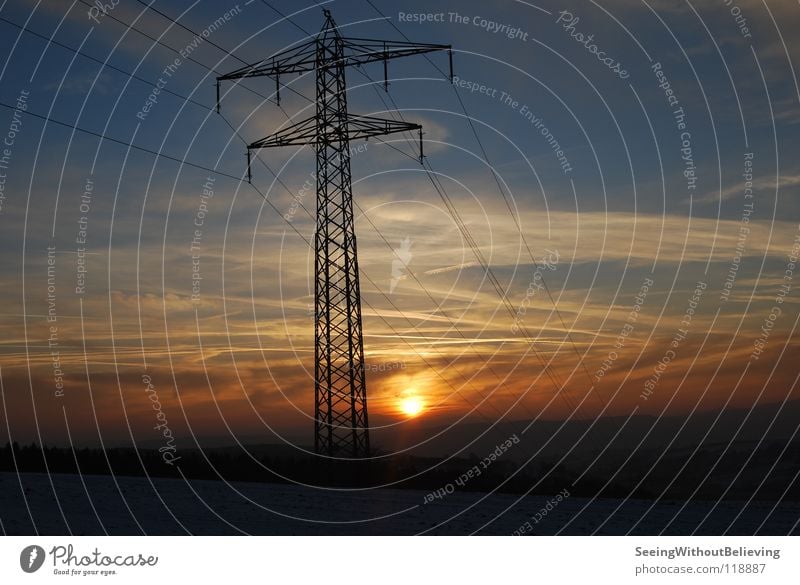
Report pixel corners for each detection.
[218,10,451,457]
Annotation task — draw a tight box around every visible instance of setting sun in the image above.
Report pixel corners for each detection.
[399,396,424,417]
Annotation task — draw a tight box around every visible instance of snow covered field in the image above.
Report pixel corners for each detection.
[1,472,797,535]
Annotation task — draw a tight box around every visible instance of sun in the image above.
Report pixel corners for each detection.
[399,395,424,417]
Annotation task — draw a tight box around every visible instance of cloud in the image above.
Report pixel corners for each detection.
[694,173,800,204]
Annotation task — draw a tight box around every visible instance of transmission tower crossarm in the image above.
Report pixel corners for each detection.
[340,37,452,89]
[216,37,452,95]
[215,39,318,109]
[340,37,451,67]
[218,38,450,79]
[248,114,421,149]
[216,39,317,81]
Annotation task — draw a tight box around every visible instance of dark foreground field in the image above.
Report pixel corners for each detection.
[1,472,797,535]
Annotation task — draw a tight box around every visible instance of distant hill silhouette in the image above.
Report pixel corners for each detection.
[2,403,798,503]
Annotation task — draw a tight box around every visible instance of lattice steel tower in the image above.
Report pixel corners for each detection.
[217,10,451,457]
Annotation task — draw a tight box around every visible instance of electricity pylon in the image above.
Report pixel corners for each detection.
[217,10,451,457]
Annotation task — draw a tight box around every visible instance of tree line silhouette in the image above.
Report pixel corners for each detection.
[1,441,797,501]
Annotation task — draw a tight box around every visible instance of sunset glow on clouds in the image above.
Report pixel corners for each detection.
[0,0,798,457]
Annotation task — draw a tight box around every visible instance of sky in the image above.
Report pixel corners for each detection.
[0,0,798,455]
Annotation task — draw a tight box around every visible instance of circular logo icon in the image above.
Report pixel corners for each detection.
[19,545,46,573]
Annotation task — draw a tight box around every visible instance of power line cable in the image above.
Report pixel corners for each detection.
[362,0,602,406]
[256,1,584,414]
